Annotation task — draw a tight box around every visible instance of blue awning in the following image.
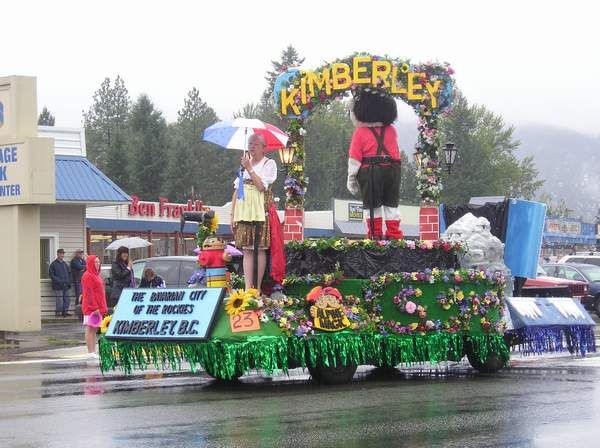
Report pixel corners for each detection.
[87,217,335,238]
[55,155,130,203]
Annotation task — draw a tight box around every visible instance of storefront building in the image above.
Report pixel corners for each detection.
[39,126,130,319]
[541,217,597,258]
[86,196,233,263]
[85,197,421,264]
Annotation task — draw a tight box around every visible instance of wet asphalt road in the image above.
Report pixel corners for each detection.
[1,357,600,448]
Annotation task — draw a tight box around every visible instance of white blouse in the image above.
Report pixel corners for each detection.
[233,157,277,190]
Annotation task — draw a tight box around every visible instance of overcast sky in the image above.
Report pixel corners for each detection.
[4,0,599,135]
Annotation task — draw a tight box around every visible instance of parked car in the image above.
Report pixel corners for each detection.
[523,265,588,299]
[543,262,600,315]
[558,253,600,267]
[132,256,200,288]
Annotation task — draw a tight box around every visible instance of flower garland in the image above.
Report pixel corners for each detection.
[393,287,427,318]
[283,120,308,208]
[286,237,462,253]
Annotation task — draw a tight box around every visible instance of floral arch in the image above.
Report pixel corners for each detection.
[273,53,456,207]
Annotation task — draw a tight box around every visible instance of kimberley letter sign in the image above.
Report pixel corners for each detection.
[105,288,225,341]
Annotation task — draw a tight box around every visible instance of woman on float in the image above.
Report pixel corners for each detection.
[230,134,277,292]
[81,255,107,358]
[346,92,403,240]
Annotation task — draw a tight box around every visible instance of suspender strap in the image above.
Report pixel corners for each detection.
[367,127,390,156]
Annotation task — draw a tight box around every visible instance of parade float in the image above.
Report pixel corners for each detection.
[98,54,596,383]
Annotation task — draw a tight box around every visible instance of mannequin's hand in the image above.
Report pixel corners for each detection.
[347,177,359,196]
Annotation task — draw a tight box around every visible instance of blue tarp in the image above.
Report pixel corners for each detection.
[504,199,546,279]
[505,296,596,355]
[506,296,595,329]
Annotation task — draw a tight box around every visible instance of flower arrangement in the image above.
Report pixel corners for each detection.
[224,289,261,316]
[196,212,219,248]
[393,287,427,319]
[283,120,308,208]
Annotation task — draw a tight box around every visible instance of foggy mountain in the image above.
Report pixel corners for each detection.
[515,125,600,220]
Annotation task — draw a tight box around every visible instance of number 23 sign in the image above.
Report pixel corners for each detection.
[229,311,261,333]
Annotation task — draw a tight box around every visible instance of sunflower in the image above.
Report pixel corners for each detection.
[100,315,112,334]
[225,289,250,316]
[208,214,219,234]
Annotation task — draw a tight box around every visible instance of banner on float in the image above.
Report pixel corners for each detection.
[105,288,225,341]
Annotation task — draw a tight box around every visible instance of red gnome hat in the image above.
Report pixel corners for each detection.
[306,286,342,303]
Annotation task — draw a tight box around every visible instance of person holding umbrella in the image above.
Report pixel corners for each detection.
[110,246,135,306]
[231,134,277,292]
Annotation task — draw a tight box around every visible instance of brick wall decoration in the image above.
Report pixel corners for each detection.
[283,207,304,243]
[419,207,439,241]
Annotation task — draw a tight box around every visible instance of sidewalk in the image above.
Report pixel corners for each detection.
[0,321,84,361]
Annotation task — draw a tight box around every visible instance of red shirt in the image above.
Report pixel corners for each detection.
[348,125,401,163]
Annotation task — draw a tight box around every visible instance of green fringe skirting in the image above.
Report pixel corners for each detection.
[99,332,509,380]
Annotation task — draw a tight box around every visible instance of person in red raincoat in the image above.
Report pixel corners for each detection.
[81,255,107,358]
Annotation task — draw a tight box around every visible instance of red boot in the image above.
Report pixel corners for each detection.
[385,220,404,240]
[366,218,383,240]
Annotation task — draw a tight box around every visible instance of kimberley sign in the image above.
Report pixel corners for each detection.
[128,195,209,219]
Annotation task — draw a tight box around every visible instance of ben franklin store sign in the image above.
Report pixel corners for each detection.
[128,195,208,219]
[105,288,224,341]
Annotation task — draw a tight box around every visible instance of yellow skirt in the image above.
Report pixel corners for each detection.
[233,188,273,250]
[234,184,265,222]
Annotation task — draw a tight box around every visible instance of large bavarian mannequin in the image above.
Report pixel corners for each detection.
[346,92,403,240]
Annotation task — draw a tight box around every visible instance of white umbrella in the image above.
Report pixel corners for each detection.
[105,237,152,250]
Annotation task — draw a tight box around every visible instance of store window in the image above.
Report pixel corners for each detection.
[40,235,57,279]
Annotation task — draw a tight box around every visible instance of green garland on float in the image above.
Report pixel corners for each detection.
[99,332,508,380]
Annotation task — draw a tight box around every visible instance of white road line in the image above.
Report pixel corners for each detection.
[0,355,91,365]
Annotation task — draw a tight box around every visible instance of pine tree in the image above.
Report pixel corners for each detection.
[165,88,228,204]
[38,106,55,126]
[83,76,130,172]
[127,94,168,200]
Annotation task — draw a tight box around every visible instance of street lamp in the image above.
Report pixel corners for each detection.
[278,145,296,167]
[443,142,458,173]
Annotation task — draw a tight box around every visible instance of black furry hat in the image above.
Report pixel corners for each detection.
[352,92,398,126]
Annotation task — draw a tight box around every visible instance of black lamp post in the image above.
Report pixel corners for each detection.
[443,142,458,173]
[413,143,423,170]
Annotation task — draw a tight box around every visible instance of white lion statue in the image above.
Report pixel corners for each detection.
[442,213,507,273]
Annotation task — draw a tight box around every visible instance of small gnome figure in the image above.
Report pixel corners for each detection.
[307,286,350,332]
[346,91,403,240]
[198,237,232,288]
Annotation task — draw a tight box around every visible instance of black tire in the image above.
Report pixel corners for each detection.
[203,365,244,382]
[465,349,505,373]
[595,296,600,318]
[308,363,357,385]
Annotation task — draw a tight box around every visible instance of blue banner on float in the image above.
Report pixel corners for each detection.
[105,288,225,341]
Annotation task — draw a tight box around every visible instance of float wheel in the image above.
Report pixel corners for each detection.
[465,347,505,373]
[307,363,357,385]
